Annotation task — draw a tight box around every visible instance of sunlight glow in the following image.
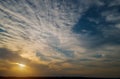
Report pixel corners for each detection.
[16,63,26,68]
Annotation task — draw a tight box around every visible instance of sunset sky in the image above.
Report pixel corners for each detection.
[0,0,120,77]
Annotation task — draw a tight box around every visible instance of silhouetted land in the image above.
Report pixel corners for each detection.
[0,76,120,79]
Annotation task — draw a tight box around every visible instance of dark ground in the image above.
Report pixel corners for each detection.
[0,77,120,79]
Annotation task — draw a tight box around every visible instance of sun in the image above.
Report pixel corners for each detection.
[11,62,33,75]
[18,63,26,68]
[16,63,26,68]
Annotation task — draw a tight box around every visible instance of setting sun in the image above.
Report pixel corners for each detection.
[9,62,35,76]
[16,63,26,68]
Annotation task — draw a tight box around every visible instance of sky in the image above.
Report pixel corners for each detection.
[0,0,120,77]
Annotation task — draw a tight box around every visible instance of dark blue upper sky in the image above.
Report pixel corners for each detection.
[72,1,120,48]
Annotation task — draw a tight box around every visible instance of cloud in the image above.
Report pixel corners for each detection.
[0,0,120,77]
[0,0,91,64]
[0,48,30,64]
[102,10,120,22]
[108,0,120,7]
